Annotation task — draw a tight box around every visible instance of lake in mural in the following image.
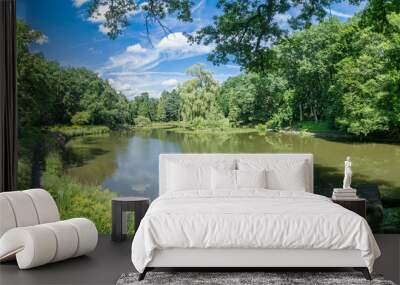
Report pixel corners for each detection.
[16,0,400,234]
[63,129,400,233]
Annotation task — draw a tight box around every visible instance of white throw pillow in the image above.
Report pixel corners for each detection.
[238,159,307,191]
[211,168,236,191]
[167,162,211,191]
[236,169,267,189]
[166,159,236,192]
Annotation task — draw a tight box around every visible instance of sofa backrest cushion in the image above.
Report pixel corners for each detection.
[0,189,60,237]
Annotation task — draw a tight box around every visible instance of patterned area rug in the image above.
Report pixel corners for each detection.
[116,272,396,285]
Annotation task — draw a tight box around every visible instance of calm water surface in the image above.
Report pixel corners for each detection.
[64,129,400,202]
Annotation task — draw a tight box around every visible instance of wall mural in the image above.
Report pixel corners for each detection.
[17,0,400,234]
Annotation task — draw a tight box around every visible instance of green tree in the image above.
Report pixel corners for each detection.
[17,20,132,129]
[160,90,181,121]
[220,73,258,125]
[220,72,289,126]
[331,14,400,136]
[275,18,344,124]
[190,0,361,71]
[178,64,222,122]
[360,0,400,33]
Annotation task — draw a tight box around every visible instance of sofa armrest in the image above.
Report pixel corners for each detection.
[0,218,97,269]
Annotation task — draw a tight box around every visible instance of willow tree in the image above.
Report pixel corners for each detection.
[178,64,221,122]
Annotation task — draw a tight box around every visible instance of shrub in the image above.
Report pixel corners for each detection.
[50,125,110,137]
[255,123,266,133]
[266,114,285,130]
[189,117,207,130]
[295,121,332,132]
[134,116,151,127]
[215,118,231,130]
[71,112,91,125]
[43,152,116,234]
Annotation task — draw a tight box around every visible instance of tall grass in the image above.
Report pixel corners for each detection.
[294,121,332,132]
[43,151,116,234]
[50,125,110,138]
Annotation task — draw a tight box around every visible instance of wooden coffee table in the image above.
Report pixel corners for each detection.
[112,197,150,242]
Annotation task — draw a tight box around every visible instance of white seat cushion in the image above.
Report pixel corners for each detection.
[0,218,97,269]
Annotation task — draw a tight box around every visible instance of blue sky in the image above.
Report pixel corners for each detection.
[17,0,364,98]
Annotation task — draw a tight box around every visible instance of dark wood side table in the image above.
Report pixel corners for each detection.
[332,198,367,219]
[112,197,150,242]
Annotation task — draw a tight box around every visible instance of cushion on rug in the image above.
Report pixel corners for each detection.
[116,272,395,285]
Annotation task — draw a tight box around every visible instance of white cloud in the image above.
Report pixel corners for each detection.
[97,32,214,96]
[324,8,353,19]
[126,44,147,53]
[156,32,211,54]
[161,79,178,87]
[36,34,49,45]
[107,72,187,98]
[99,32,212,74]
[224,64,241,69]
[73,0,89,7]
[89,4,138,23]
[89,4,109,23]
[98,24,111,35]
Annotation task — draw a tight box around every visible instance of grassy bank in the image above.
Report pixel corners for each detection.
[42,151,116,234]
[142,121,257,135]
[294,121,333,132]
[50,125,110,138]
[146,121,339,136]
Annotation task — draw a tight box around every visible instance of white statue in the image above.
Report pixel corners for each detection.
[343,156,352,189]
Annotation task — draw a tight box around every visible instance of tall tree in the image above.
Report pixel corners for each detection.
[331,13,400,136]
[275,18,344,123]
[158,90,180,121]
[189,0,361,71]
[178,64,221,122]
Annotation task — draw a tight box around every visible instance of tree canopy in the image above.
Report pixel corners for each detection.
[17,0,400,138]
[17,20,132,129]
[88,0,193,39]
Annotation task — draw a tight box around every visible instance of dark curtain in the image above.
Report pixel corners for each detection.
[0,0,17,192]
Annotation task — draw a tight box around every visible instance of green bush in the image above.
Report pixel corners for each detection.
[265,114,286,130]
[50,125,110,137]
[255,123,266,133]
[134,116,151,127]
[214,118,231,130]
[71,112,91,125]
[43,152,116,234]
[189,117,207,130]
[295,121,332,132]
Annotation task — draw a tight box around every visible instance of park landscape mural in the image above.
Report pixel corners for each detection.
[16,0,400,234]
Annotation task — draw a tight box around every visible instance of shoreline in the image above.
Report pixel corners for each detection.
[137,123,400,143]
[44,123,399,144]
